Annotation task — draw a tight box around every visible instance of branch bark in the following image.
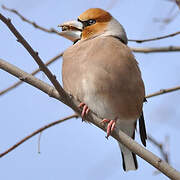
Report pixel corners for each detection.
[129,31,180,43]
[146,86,180,98]
[148,135,169,163]
[131,46,180,53]
[0,13,68,104]
[0,52,63,96]
[3,4,180,44]
[1,7,180,96]
[0,114,78,157]
[1,12,180,179]
[1,46,180,96]
[2,5,60,35]
[1,58,180,179]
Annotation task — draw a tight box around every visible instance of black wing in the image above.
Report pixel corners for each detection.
[139,111,147,147]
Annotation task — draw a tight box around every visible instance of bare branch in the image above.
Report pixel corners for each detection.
[1,58,180,179]
[146,86,180,98]
[167,0,180,9]
[129,31,180,43]
[38,131,42,154]
[176,0,180,9]
[1,58,179,102]
[1,53,179,107]
[1,46,180,97]
[3,5,180,44]
[0,114,78,158]
[1,44,180,96]
[148,135,170,163]
[1,12,180,178]
[131,46,180,53]
[0,52,63,96]
[2,5,60,35]
[0,12,68,104]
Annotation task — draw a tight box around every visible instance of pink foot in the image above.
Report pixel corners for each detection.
[100,119,116,139]
[78,102,90,120]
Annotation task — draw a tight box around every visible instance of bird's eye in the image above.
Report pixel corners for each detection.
[87,19,96,25]
[78,18,96,28]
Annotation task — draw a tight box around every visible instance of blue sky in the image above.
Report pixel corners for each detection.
[0,0,180,179]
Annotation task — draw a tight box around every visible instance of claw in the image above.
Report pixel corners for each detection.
[78,102,85,108]
[100,119,110,124]
[111,121,116,132]
[85,108,90,114]
[78,102,90,120]
[100,119,116,139]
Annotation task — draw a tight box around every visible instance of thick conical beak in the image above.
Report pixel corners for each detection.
[58,20,83,42]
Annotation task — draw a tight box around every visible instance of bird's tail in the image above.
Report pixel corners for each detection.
[117,120,138,171]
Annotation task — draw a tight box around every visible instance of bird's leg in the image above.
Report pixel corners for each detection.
[78,102,90,121]
[101,119,116,139]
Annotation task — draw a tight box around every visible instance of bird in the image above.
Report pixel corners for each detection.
[58,8,147,171]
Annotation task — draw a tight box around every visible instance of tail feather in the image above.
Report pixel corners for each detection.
[117,120,138,171]
[139,111,147,147]
[119,142,138,171]
[121,151,138,171]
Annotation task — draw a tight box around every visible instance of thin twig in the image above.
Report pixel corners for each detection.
[1,58,179,102]
[131,46,180,53]
[1,59,180,179]
[0,52,63,96]
[2,5,180,44]
[38,132,42,154]
[0,12,68,104]
[1,46,180,97]
[2,5,60,35]
[1,12,180,178]
[1,45,180,97]
[129,31,180,43]
[0,114,78,158]
[146,86,180,98]
[0,59,61,100]
[148,135,169,163]
[148,135,170,175]
[165,0,180,9]
[153,1,179,28]
[176,0,180,9]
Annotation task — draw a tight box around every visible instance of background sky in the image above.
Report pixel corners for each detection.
[0,0,180,179]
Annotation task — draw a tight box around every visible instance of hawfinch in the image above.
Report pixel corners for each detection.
[58,8,147,171]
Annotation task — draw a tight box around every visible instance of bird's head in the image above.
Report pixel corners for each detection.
[58,8,127,44]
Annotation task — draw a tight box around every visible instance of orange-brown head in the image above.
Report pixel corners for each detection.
[78,8,111,40]
[58,8,127,44]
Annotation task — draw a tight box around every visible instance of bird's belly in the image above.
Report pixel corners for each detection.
[83,89,116,120]
[79,75,128,120]
[63,62,142,120]
[63,69,118,119]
